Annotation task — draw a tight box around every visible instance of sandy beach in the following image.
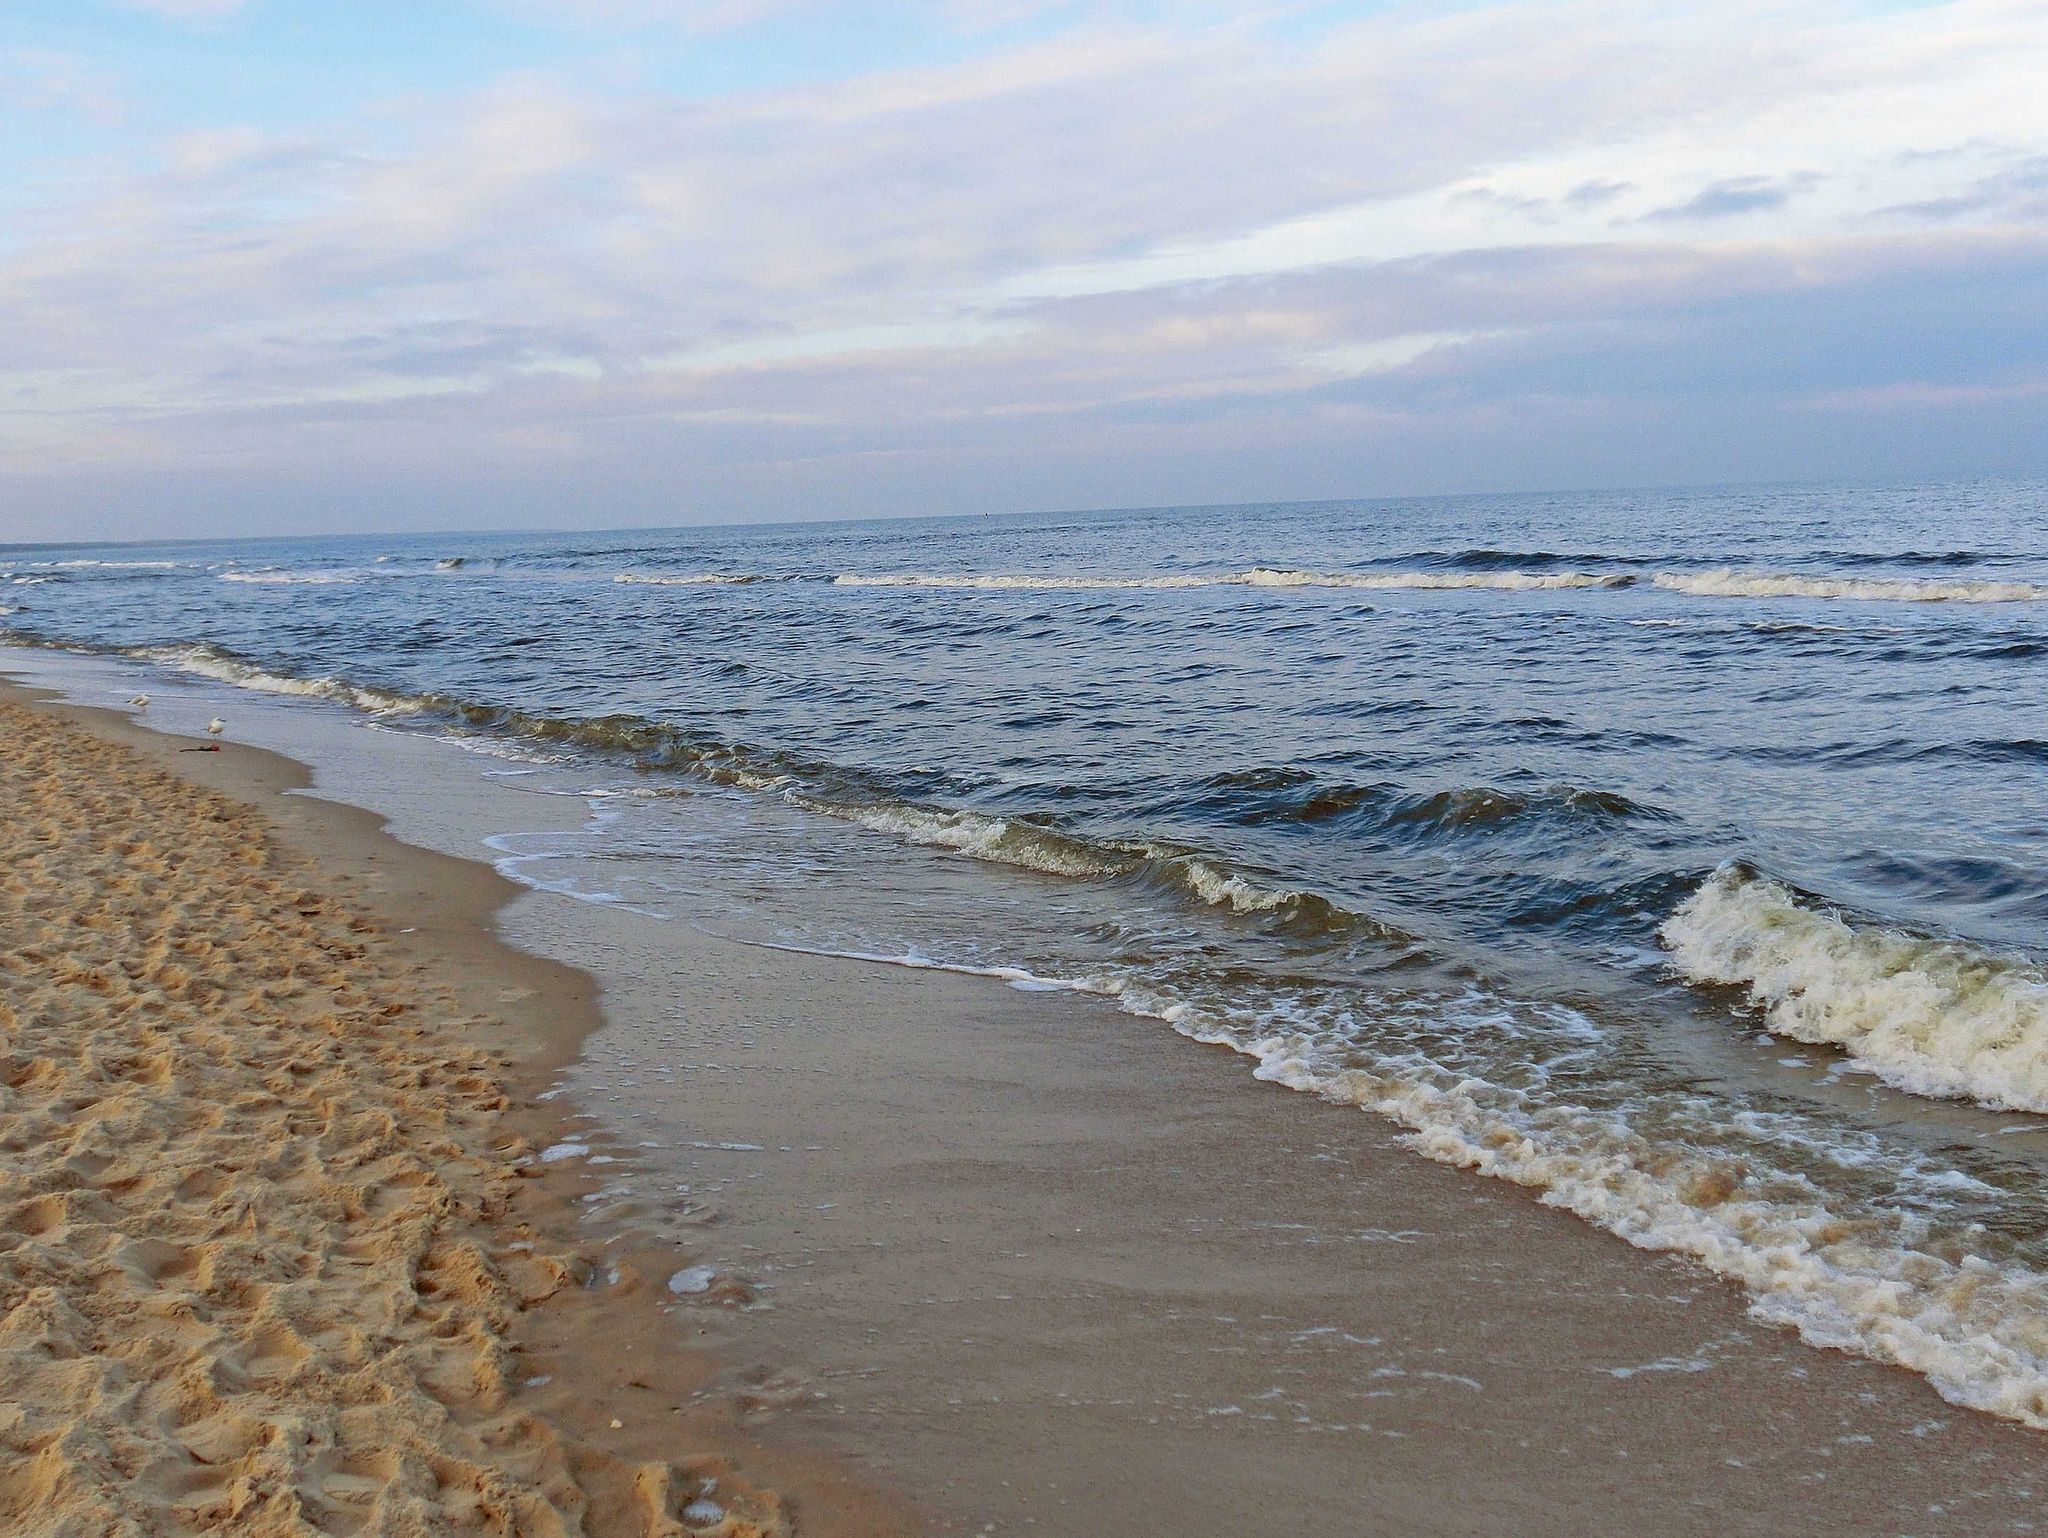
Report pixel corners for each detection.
[7,0,2045,1527]
[5,659,2048,1537]
[0,685,904,1537]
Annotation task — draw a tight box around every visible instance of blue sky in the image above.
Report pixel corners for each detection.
[2,0,2045,538]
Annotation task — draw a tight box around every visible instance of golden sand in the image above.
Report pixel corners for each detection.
[0,700,785,1536]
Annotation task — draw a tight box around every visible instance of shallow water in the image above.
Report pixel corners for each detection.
[8,477,2048,1425]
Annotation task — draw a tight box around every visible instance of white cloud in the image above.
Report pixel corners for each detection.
[1,0,2045,517]
[114,0,255,17]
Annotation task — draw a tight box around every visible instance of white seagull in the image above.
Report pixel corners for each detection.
[128,694,149,708]
[206,717,226,736]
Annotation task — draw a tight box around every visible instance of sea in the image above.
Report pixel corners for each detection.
[7,477,2048,1428]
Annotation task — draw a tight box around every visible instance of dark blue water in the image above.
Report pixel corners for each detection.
[8,478,2048,1423]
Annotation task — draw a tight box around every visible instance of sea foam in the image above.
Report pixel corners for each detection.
[1654,570,2048,603]
[817,799,1347,922]
[832,567,1625,592]
[835,802,1120,878]
[218,569,370,585]
[134,643,435,718]
[1662,866,2048,1113]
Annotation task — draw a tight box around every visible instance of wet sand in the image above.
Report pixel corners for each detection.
[6,666,2046,1535]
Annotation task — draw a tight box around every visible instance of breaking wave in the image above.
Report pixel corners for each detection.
[811,565,2047,602]
[833,567,1629,592]
[132,643,437,716]
[1245,567,1630,591]
[827,803,1124,879]
[220,569,369,585]
[219,563,479,586]
[15,558,187,571]
[812,800,1370,930]
[835,572,1213,591]
[1662,866,2048,1113]
[1655,570,2048,603]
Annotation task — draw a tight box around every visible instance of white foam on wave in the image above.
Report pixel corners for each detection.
[220,568,367,585]
[832,567,1624,593]
[22,558,185,570]
[134,643,434,717]
[835,571,1212,591]
[830,802,1122,879]
[1176,856,1294,911]
[700,762,792,791]
[1152,849,1307,913]
[1243,567,1626,591]
[1655,569,2048,603]
[1662,866,2048,1113]
[614,572,761,586]
[814,798,1323,916]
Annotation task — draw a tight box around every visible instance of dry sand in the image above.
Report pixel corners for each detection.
[0,691,898,1537]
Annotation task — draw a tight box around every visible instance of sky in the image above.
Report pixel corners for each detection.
[1,0,2045,539]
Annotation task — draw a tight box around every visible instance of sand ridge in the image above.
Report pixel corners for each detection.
[0,700,785,1536]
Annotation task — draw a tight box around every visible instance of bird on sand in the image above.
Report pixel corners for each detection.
[128,694,149,708]
[206,717,226,736]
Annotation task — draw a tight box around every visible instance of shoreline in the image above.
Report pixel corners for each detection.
[0,678,910,1536]
[7,657,2048,1534]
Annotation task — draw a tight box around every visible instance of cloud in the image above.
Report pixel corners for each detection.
[1,0,2046,534]
[1644,173,1818,222]
[1879,153,2048,222]
[1563,179,1633,207]
[113,0,254,17]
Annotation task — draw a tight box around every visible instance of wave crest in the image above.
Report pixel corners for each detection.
[1655,570,2048,603]
[133,643,437,716]
[818,801,1365,929]
[1662,866,2048,1112]
[1243,567,1629,591]
[220,569,366,585]
[832,567,1626,593]
[831,803,1126,879]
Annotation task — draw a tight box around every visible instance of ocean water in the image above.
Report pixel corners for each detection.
[8,478,2048,1426]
